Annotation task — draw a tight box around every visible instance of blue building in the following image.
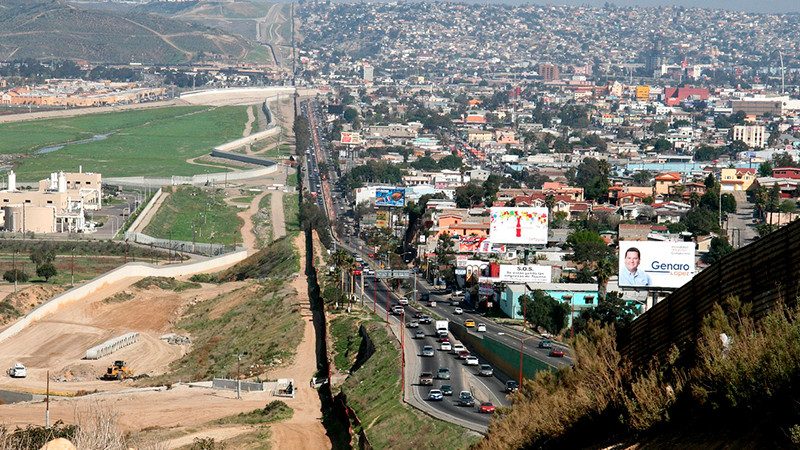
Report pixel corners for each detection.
[499,282,599,327]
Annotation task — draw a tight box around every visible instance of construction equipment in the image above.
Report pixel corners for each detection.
[102,360,133,381]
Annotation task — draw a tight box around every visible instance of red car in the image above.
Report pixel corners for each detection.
[439,336,450,343]
[457,350,470,359]
[549,349,565,357]
[479,402,496,414]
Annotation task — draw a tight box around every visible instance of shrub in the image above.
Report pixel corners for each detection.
[3,269,29,284]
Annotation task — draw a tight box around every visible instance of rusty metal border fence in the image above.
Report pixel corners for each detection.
[618,219,800,368]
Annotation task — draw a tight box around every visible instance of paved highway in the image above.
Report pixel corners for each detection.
[358,275,509,432]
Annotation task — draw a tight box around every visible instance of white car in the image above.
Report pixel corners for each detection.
[440,342,452,351]
[398,297,409,306]
[453,307,463,315]
[477,323,487,332]
[452,344,466,353]
[465,356,479,366]
[7,362,26,378]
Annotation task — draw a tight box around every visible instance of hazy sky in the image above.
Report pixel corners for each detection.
[445,0,800,14]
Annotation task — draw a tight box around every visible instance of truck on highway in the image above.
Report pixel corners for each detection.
[435,320,448,337]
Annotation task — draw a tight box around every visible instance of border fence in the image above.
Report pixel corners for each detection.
[618,218,800,368]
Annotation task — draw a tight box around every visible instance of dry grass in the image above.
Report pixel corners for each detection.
[0,403,167,450]
[478,296,800,449]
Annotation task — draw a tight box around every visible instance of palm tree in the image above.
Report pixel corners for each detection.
[545,193,556,220]
[594,257,616,301]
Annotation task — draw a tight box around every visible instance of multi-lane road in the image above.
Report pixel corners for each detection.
[349,274,506,432]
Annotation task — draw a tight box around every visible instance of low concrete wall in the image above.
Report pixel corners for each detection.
[0,250,248,346]
[105,164,279,188]
[210,149,276,167]
[214,127,280,152]
[180,87,295,105]
[451,323,556,384]
[125,188,163,235]
[212,378,266,392]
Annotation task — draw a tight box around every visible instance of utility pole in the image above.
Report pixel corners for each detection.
[70,247,75,287]
[400,308,405,393]
[46,370,50,426]
[13,250,18,292]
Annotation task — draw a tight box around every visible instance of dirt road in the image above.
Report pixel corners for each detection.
[268,233,330,449]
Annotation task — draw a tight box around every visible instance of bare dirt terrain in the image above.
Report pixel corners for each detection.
[0,88,324,448]
[0,279,242,395]
[268,232,329,450]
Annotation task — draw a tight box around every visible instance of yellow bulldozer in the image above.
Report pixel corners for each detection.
[102,360,134,381]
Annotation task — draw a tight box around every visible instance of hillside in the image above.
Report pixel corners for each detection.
[0,1,258,64]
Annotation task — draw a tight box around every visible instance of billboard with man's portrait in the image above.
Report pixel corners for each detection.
[618,241,696,289]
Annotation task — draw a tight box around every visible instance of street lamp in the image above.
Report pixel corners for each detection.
[233,352,248,399]
[498,332,537,391]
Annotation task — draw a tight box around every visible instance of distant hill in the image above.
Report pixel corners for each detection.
[0,1,259,64]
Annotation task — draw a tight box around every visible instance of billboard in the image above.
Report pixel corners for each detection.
[340,132,361,145]
[375,188,405,207]
[489,207,549,245]
[618,241,696,289]
[376,210,390,228]
[459,236,488,252]
[498,265,551,283]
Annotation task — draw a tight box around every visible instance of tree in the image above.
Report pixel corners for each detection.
[650,121,668,134]
[454,183,485,208]
[573,157,610,201]
[771,152,798,169]
[652,138,673,153]
[721,193,737,214]
[519,290,569,335]
[758,161,773,177]
[3,269,28,283]
[566,230,611,263]
[632,170,652,187]
[30,244,55,269]
[702,237,733,264]
[343,107,358,123]
[572,291,638,335]
[36,263,57,282]
[683,206,719,235]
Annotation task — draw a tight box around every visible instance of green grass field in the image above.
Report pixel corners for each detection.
[0,106,250,181]
[283,193,300,233]
[331,318,478,449]
[143,186,242,245]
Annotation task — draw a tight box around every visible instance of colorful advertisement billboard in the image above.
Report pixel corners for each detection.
[459,236,488,253]
[376,210,390,228]
[340,132,361,145]
[618,241,696,289]
[498,265,551,283]
[375,188,405,207]
[489,207,549,245]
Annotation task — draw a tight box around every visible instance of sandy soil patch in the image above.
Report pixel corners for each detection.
[0,279,241,395]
